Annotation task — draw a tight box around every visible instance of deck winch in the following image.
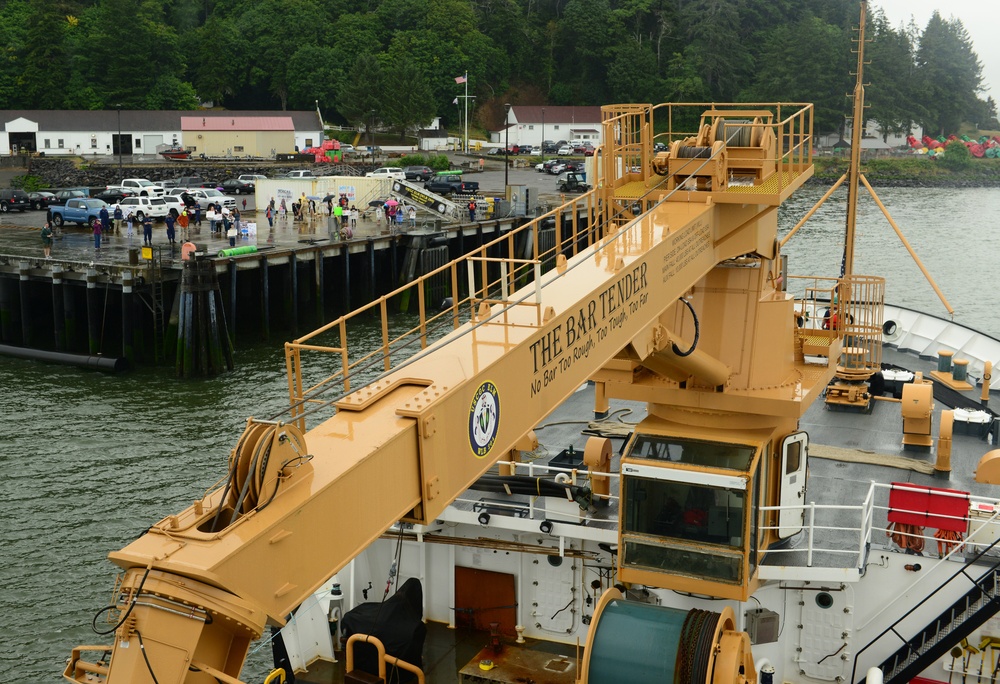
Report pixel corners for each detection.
[581,588,755,684]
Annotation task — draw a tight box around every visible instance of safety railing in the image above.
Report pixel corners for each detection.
[282,191,604,431]
[757,482,1000,579]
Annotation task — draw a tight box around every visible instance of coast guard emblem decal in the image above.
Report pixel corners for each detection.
[469,381,500,458]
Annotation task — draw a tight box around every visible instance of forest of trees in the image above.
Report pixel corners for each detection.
[0,0,994,138]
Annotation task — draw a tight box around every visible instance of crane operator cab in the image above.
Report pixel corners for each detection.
[617,419,808,601]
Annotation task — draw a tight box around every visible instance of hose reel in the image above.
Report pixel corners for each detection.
[581,588,756,684]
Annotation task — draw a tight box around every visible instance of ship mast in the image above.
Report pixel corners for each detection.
[842,0,868,278]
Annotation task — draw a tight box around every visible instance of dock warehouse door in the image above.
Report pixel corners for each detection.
[455,567,516,636]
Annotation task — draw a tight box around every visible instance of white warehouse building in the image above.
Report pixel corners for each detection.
[0,109,324,158]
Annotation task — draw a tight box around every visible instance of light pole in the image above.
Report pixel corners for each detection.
[368,109,376,164]
[504,103,511,191]
[541,107,545,162]
[115,105,122,179]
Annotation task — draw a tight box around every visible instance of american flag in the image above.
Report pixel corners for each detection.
[454,75,467,84]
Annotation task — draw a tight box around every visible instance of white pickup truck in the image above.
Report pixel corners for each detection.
[108,178,165,197]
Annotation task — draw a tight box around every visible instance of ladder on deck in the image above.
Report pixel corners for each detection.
[854,551,1000,684]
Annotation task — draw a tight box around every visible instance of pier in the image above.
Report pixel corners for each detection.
[0,204,593,373]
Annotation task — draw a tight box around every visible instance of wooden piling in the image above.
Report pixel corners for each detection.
[0,275,15,343]
[228,259,237,344]
[51,266,66,351]
[287,252,298,333]
[259,254,270,342]
[63,277,79,351]
[176,257,233,377]
[18,261,31,347]
[86,268,101,355]
[314,247,325,324]
[367,238,375,302]
[341,244,351,313]
[121,271,135,364]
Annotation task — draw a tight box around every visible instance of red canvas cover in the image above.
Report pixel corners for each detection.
[887,482,969,532]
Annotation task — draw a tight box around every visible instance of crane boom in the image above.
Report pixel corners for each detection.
[66,101,821,684]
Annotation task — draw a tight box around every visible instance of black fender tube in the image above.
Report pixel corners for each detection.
[0,344,127,373]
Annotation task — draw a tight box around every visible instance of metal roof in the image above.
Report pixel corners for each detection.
[511,105,602,125]
[181,116,294,131]
[0,110,321,132]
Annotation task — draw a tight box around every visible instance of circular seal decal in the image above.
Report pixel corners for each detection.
[469,381,500,458]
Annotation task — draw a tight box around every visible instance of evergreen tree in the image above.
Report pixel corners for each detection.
[914,12,983,136]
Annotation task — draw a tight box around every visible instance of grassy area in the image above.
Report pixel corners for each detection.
[813,155,1000,184]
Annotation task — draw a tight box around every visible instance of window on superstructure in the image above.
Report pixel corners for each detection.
[630,435,755,471]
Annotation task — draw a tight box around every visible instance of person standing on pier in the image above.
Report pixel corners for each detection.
[193,202,202,228]
[178,207,190,241]
[99,205,111,239]
[142,214,153,246]
[407,205,416,229]
[165,212,176,246]
[113,204,123,234]
[125,207,135,240]
[265,203,274,229]
[41,221,53,258]
[93,218,103,250]
[467,199,476,222]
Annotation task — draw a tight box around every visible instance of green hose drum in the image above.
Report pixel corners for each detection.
[582,589,734,684]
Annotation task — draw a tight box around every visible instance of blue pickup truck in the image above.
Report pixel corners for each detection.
[49,198,110,227]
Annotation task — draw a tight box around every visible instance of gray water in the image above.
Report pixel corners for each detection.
[2,185,997,683]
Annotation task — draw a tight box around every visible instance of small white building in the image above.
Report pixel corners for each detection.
[817,119,922,149]
[0,109,323,157]
[491,105,603,148]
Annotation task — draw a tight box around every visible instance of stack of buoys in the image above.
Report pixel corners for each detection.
[908,132,1000,158]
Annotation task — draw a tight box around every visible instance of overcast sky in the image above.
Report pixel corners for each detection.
[872,0,997,110]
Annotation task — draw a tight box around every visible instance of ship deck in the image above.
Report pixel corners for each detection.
[295,343,999,683]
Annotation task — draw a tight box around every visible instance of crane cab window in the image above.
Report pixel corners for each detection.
[621,435,757,585]
[630,434,754,471]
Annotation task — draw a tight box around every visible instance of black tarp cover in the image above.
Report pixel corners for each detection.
[341,577,427,683]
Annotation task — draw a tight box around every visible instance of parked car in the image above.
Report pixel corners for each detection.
[167,188,198,207]
[94,188,136,204]
[536,159,560,173]
[541,140,558,153]
[365,167,405,180]
[221,179,255,195]
[49,198,108,227]
[547,162,567,175]
[424,173,480,196]
[556,145,572,156]
[161,194,185,218]
[563,161,585,173]
[238,174,266,183]
[518,145,534,155]
[403,166,434,181]
[487,147,506,155]
[583,146,596,157]
[282,169,315,178]
[119,196,169,221]
[169,175,208,188]
[54,189,88,204]
[338,144,355,156]
[28,191,59,210]
[0,188,30,212]
[188,188,236,209]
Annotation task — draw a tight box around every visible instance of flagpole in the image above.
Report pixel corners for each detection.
[463,71,469,153]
